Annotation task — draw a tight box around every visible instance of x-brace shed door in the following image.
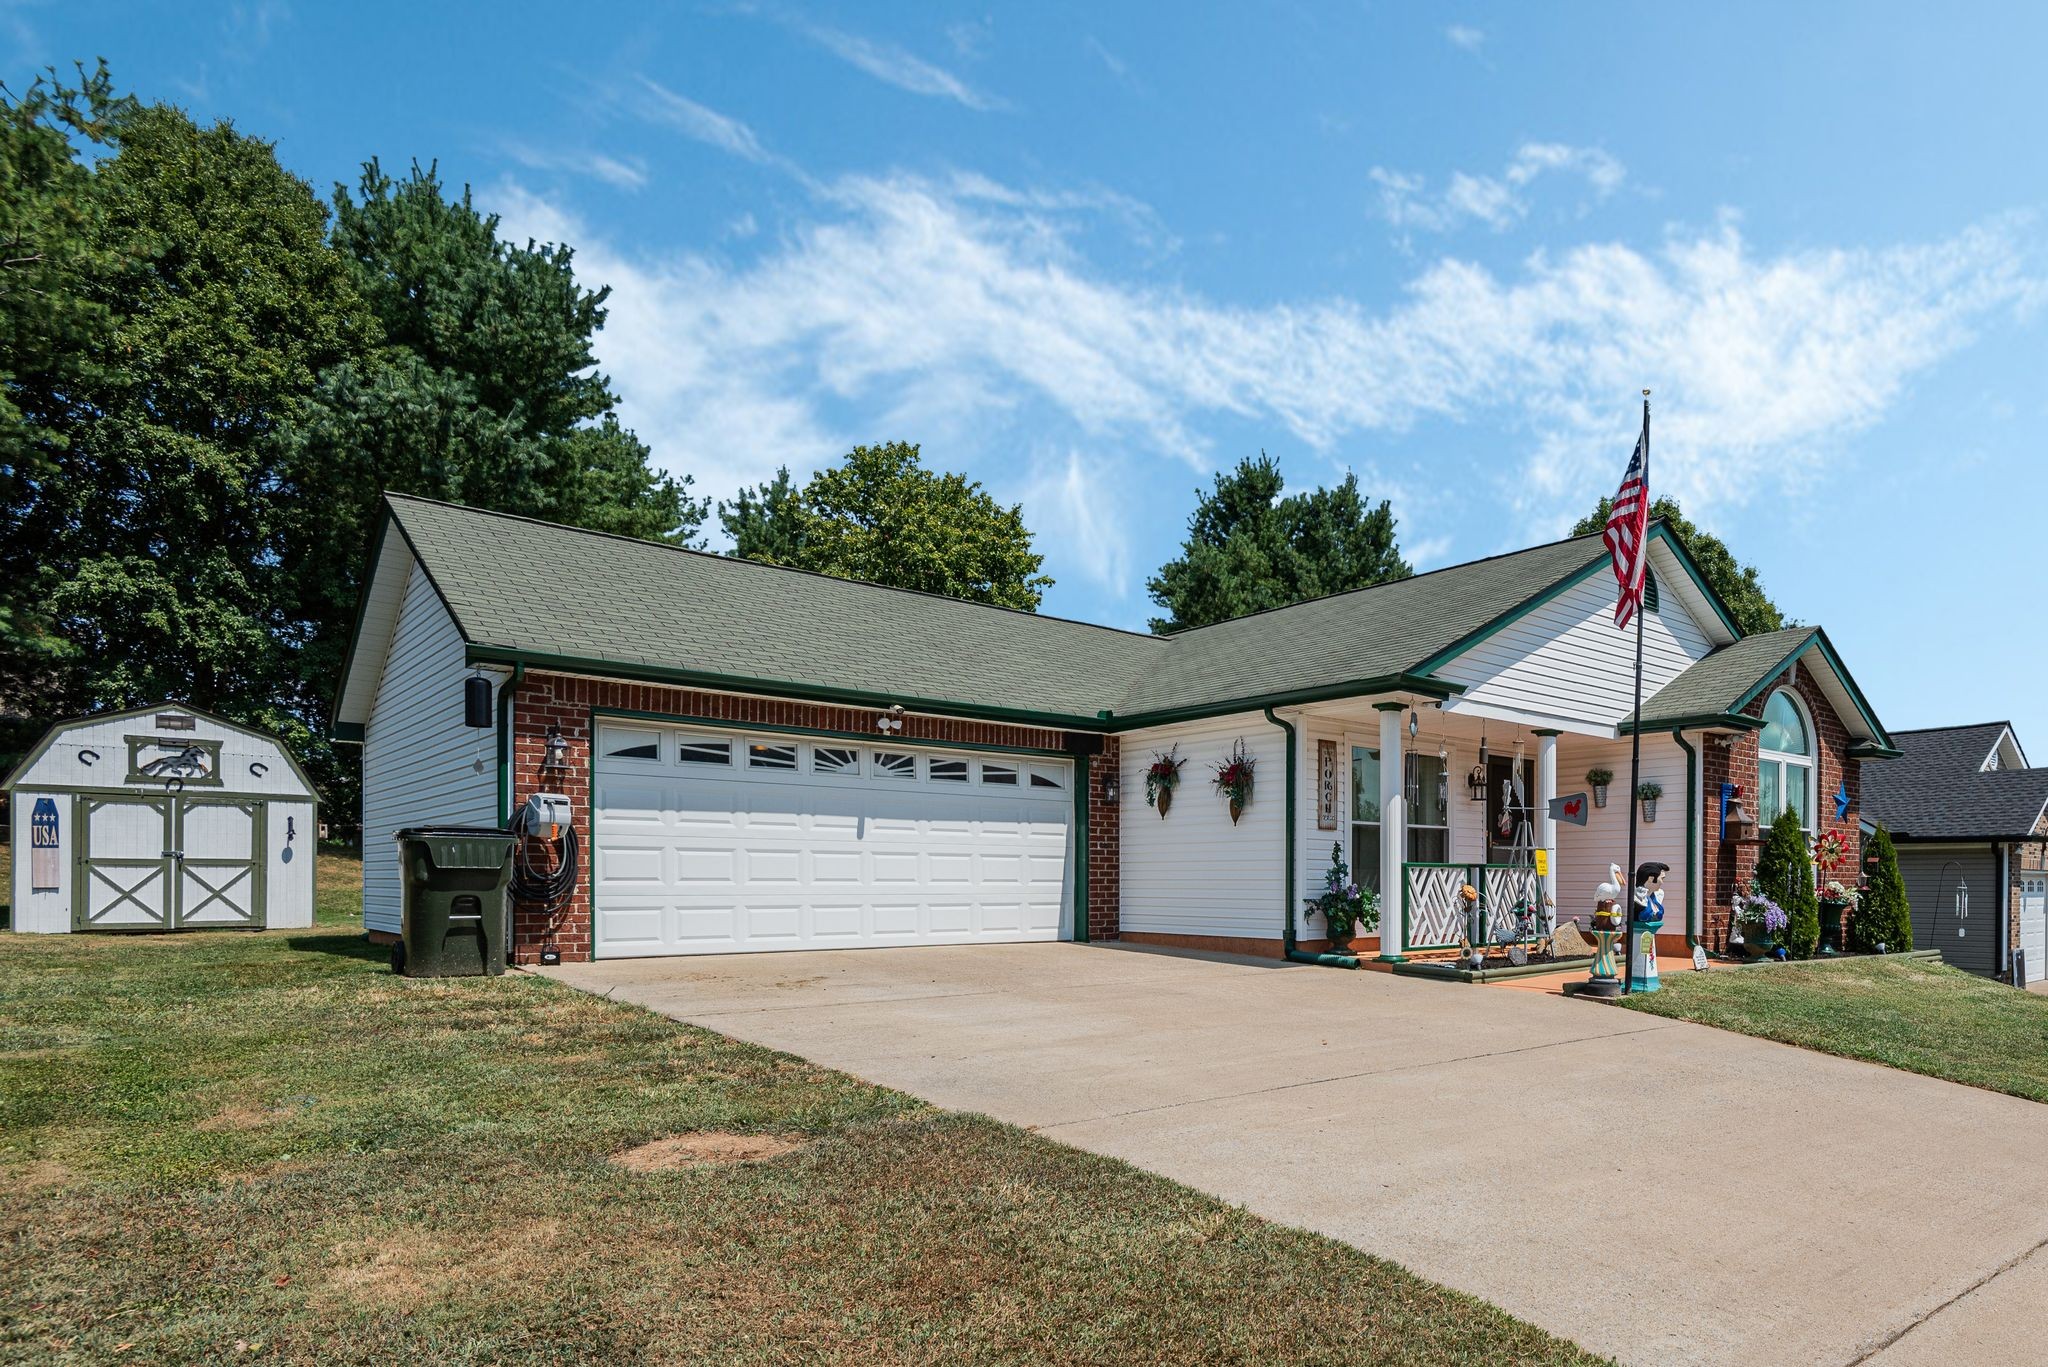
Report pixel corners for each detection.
[75,795,175,931]
[176,796,265,928]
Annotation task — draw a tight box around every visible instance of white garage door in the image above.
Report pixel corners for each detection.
[2022,873,2046,985]
[592,721,1074,958]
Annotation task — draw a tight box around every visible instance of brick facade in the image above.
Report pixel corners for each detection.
[1699,661,1862,950]
[505,672,1119,964]
[2005,807,2048,971]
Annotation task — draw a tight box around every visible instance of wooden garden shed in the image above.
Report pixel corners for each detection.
[4,704,317,934]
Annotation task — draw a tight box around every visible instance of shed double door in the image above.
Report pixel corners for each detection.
[76,794,266,931]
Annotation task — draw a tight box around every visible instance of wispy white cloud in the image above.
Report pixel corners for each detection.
[1373,141,1626,233]
[501,141,648,190]
[633,77,772,163]
[1446,24,1486,54]
[485,170,2040,591]
[798,21,1007,111]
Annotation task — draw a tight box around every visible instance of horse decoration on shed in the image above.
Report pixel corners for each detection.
[140,744,213,783]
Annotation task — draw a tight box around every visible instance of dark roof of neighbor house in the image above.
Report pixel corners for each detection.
[1863,724,2048,841]
[355,495,1856,741]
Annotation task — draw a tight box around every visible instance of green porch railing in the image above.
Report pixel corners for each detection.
[1401,862,1545,950]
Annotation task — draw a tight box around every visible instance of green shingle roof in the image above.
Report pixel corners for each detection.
[385,496,1165,726]
[1110,534,1611,718]
[1630,627,1816,728]
[370,497,1832,737]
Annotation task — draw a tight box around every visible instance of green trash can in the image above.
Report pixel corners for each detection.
[393,826,518,978]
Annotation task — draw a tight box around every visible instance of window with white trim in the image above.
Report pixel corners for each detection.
[929,757,969,782]
[874,751,915,779]
[676,737,732,766]
[813,746,860,775]
[980,761,1018,786]
[747,742,799,770]
[1028,765,1063,790]
[1757,689,1814,831]
[600,727,660,760]
[1350,747,1451,893]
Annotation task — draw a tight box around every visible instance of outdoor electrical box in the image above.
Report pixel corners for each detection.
[521,792,573,839]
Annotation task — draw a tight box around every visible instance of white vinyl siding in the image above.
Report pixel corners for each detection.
[1434,569,1714,730]
[1554,735,1691,937]
[1119,712,1285,940]
[359,559,500,935]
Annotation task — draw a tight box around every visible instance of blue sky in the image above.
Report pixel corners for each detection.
[14,3,2048,747]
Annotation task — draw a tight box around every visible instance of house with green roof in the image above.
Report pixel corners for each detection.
[333,493,1895,966]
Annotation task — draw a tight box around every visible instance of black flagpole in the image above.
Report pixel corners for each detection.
[1622,392,1649,995]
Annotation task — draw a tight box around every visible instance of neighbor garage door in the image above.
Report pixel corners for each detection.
[2021,871,2046,985]
[592,721,1073,958]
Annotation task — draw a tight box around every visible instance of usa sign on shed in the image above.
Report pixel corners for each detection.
[3,704,317,933]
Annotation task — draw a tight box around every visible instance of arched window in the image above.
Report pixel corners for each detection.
[1758,689,1814,830]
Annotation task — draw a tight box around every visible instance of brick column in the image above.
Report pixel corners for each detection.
[507,672,592,965]
[1085,736,1121,941]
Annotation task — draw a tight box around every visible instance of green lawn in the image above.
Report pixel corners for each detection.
[0,849,1601,1365]
[1617,955,2048,1102]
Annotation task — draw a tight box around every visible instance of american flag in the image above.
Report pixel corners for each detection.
[1603,429,1649,629]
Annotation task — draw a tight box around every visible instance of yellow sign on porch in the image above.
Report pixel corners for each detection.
[1533,849,1549,877]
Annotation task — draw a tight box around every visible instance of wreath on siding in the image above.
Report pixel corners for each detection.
[1145,746,1186,817]
[1212,738,1256,824]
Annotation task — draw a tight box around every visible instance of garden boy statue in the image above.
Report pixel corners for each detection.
[1627,861,1669,993]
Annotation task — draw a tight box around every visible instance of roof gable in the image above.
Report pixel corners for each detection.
[1627,626,1895,751]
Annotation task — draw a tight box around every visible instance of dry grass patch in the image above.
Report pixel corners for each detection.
[16,1159,76,1192]
[322,1220,567,1312]
[196,1102,276,1132]
[611,1131,806,1172]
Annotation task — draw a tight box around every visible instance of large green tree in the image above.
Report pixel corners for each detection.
[1147,454,1411,633]
[721,443,1051,610]
[275,161,707,708]
[0,65,129,753]
[2,81,709,815]
[6,88,376,781]
[1570,495,1787,636]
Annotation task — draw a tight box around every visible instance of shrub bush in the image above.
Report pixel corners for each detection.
[1756,807,1820,958]
[1851,824,1913,954]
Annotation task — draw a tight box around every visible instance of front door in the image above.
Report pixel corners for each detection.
[1486,756,1535,864]
[76,795,175,930]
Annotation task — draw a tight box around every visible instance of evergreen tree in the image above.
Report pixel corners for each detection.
[1756,807,1821,958]
[1148,454,1411,634]
[1851,825,1913,954]
[720,465,805,564]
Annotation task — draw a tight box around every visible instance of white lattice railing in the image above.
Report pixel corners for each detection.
[1402,862,1547,950]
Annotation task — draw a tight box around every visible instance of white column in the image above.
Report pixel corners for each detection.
[1536,730,1559,934]
[1376,703,1407,960]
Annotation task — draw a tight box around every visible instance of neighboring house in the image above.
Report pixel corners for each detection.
[1862,722,2048,983]
[333,495,1896,966]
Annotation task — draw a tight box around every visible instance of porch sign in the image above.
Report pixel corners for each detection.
[1548,792,1590,826]
[1316,739,1340,829]
[30,797,60,891]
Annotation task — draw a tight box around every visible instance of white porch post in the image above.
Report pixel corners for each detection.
[1375,702,1407,960]
[1536,729,1559,934]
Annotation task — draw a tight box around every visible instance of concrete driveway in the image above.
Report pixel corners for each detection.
[546,944,2048,1367]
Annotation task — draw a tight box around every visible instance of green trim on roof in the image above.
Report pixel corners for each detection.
[469,645,1110,732]
[1725,629,1823,717]
[1617,711,1764,737]
[1109,674,1463,731]
[1849,741,1904,760]
[332,720,365,744]
[1649,522,1744,642]
[1409,551,1607,678]
[1806,627,1897,752]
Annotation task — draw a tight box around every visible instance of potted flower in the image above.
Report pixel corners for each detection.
[1636,781,1663,823]
[1304,842,1379,954]
[1586,768,1615,809]
[1732,889,1790,957]
[1211,738,1256,824]
[1145,747,1185,817]
[1817,878,1858,956]
[1812,830,1854,954]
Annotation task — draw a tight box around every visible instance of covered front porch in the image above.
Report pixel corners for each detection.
[1288,691,1696,961]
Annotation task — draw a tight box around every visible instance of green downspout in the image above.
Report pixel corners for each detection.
[1675,729,1699,949]
[1266,706,1360,969]
[496,663,525,826]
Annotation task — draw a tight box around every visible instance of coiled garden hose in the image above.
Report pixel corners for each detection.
[508,803,580,914]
